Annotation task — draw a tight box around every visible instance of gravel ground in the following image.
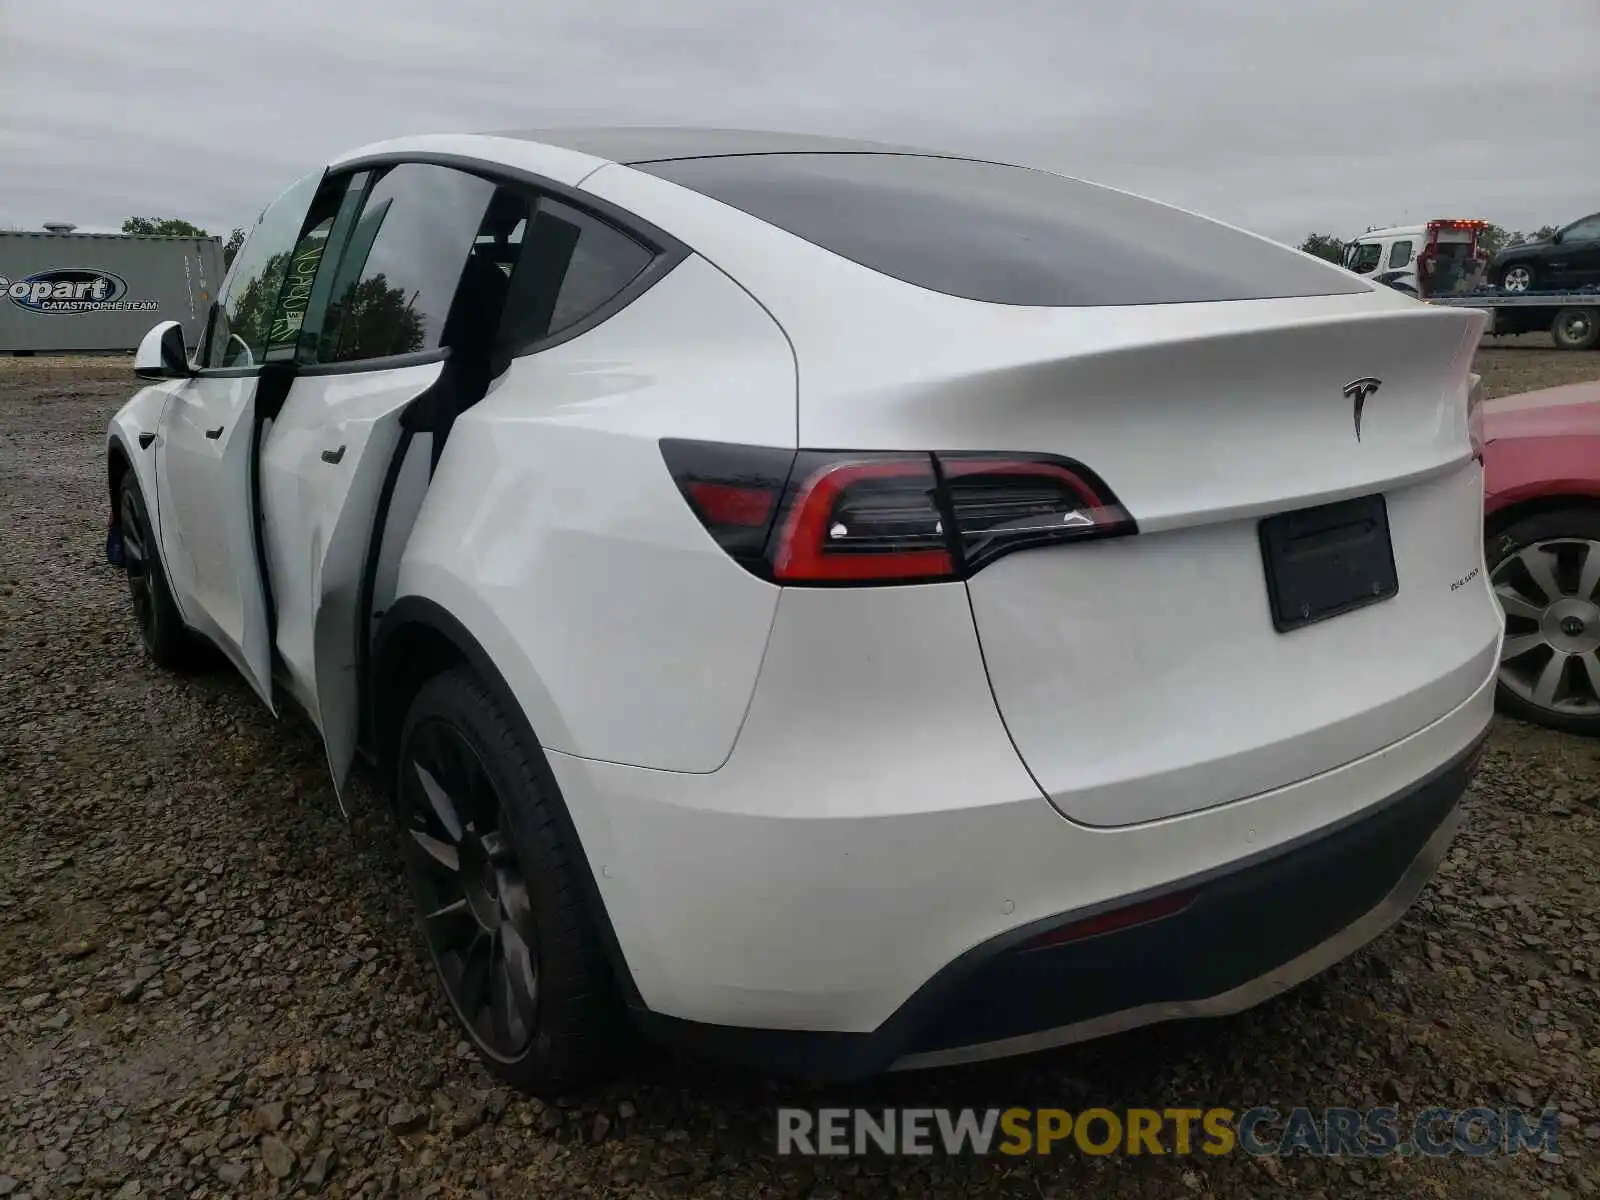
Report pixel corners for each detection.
[3,345,1600,1199]
[1477,334,1600,398]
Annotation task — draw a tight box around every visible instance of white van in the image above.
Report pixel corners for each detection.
[1343,220,1488,296]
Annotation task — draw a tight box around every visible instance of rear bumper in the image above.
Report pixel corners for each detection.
[894,732,1479,1069]
[632,731,1485,1080]
[538,580,1496,1079]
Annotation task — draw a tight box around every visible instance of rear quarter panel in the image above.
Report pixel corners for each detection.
[393,252,797,772]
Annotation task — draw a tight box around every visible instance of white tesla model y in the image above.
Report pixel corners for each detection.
[106,129,1502,1093]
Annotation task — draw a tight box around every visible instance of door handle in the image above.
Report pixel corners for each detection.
[204,425,224,440]
[321,445,346,464]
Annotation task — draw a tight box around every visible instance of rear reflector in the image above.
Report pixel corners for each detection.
[661,439,1137,585]
[1019,888,1200,951]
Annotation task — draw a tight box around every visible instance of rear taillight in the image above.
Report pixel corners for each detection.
[938,453,1135,573]
[775,455,952,583]
[658,439,795,574]
[660,439,1136,585]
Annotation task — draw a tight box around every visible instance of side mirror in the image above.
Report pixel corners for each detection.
[1550,229,1565,245]
[135,321,192,380]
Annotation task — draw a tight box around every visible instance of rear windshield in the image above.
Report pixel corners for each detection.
[637,153,1367,307]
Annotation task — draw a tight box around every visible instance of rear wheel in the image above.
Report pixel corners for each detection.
[118,472,194,668]
[1489,509,1600,736]
[1497,263,1535,293]
[396,668,625,1094]
[1551,307,1600,351]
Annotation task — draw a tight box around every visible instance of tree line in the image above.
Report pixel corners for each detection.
[1298,223,1560,265]
[120,217,247,268]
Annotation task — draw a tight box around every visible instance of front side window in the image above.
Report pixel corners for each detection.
[1346,243,1383,274]
[205,170,323,369]
[261,171,371,361]
[317,164,498,364]
[639,153,1366,306]
[1387,240,1413,269]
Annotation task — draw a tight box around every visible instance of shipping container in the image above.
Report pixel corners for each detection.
[0,231,222,354]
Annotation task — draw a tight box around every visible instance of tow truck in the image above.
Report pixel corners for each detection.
[1344,218,1600,351]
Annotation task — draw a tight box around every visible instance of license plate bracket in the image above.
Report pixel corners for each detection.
[1259,494,1398,633]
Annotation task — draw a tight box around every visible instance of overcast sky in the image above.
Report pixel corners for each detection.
[3,0,1596,246]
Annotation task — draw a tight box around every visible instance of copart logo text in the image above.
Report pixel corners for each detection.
[0,268,158,315]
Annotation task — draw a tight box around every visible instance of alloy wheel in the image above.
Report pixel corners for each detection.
[1500,265,1532,293]
[1492,537,1600,717]
[120,487,156,639]
[402,718,540,1063]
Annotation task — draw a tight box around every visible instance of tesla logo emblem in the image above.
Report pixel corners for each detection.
[1343,377,1382,441]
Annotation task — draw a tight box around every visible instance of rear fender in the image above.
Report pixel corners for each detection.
[369,592,645,1011]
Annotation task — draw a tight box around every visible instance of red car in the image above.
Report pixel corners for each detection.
[1483,379,1600,734]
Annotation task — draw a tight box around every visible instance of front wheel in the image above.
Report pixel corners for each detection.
[1489,509,1600,736]
[118,472,195,668]
[1497,263,1536,293]
[396,668,626,1094]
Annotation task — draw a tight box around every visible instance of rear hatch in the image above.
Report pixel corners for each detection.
[953,302,1500,826]
[620,151,1503,827]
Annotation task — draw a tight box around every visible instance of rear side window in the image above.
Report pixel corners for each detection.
[318,164,497,363]
[638,153,1367,306]
[497,198,654,349]
[1387,240,1413,269]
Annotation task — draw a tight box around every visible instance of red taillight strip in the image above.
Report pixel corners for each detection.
[772,458,953,582]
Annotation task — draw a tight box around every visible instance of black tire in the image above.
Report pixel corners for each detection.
[117,472,195,669]
[1496,262,1536,293]
[1487,508,1600,737]
[1551,307,1600,352]
[1497,260,1536,291]
[396,668,625,1094]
